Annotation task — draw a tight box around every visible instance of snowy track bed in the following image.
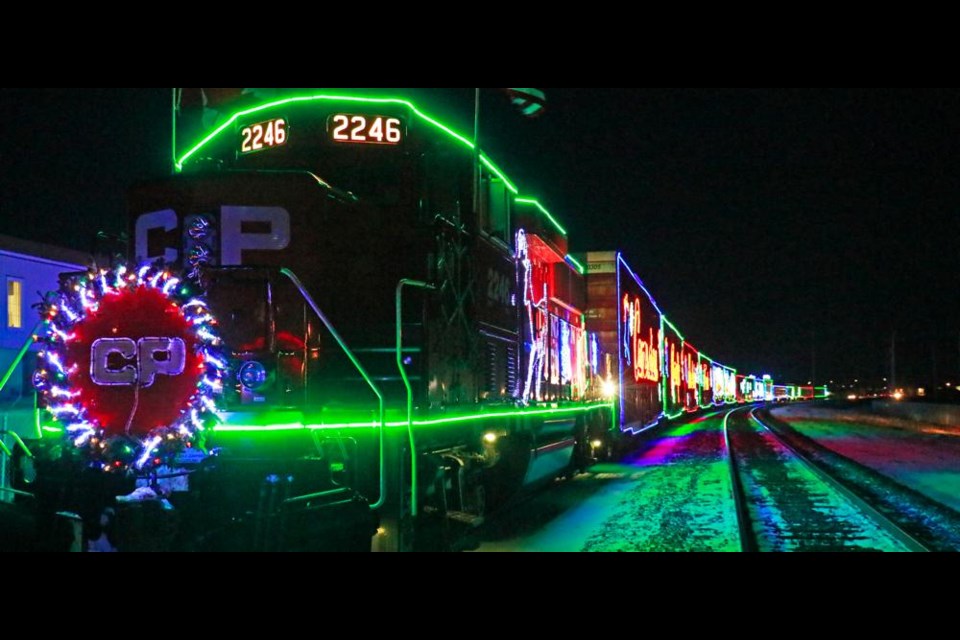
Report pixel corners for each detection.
[758,405,960,551]
[473,410,740,551]
[578,410,739,551]
[726,408,922,551]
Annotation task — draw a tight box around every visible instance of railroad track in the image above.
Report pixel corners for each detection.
[723,406,929,552]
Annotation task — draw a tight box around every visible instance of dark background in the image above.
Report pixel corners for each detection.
[1,88,956,391]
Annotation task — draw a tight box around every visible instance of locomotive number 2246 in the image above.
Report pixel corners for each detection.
[240,118,288,154]
[329,114,403,145]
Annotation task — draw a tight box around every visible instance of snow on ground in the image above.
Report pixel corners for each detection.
[474,409,739,551]
[770,405,960,512]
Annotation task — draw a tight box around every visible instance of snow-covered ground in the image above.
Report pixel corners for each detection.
[770,405,960,512]
[474,409,739,551]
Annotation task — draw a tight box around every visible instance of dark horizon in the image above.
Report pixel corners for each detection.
[0,88,956,390]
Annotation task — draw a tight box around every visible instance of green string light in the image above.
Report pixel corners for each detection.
[214,402,614,434]
[515,198,568,236]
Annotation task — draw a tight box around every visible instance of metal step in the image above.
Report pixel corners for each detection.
[445,510,485,527]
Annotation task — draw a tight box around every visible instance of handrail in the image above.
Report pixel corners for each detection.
[278,268,387,511]
[0,486,34,498]
[0,321,45,397]
[0,429,34,459]
[396,279,435,518]
[1,323,44,461]
[283,487,353,506]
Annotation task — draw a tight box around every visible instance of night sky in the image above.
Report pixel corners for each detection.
[1,88,957,390]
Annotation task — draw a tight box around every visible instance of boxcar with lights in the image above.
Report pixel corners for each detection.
[736,374,753,403]
[681,342,700,411]
[662,316,685,418]
[698,355,715,407]
[718,363,738,404]
[583,252,662,434]
[772,385,790,403]
[760,375,775,401]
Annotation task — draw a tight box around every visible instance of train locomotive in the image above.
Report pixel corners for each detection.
[11,92,827,551]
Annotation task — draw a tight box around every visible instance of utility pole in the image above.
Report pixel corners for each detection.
[811,328,816,385]
[932,341,938,396]
[890,330,896,391]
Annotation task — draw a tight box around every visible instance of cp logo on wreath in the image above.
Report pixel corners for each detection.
[91,337,187,386]
[35,265,225,471]
[66,285,204,437]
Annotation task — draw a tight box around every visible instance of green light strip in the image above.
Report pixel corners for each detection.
[410,403,608,426]
[176,93,519,196]
[41,426,64,433]
[214,402,613,433]
[515,198,568,236]
[564,254,585,274]
[215,423,309,432]
[662,315,685,341]
[478,155,518,194]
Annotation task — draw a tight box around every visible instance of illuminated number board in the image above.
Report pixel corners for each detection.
[328,114,404,145]
[240,118,288,154]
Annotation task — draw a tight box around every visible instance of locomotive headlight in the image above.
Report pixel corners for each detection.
[238,361,268,390]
